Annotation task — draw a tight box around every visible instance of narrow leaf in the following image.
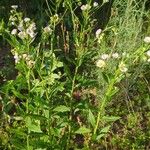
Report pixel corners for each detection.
[88,109,96,128]
[100,125,111,133]
[75,127,91,134]
[102,116,120,122]
[53,105,70,112]
[96,134,105,140]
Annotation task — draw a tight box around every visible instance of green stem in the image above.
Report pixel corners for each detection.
[67,63,79,149]
[94,69,120,135]
[26,69,31,150]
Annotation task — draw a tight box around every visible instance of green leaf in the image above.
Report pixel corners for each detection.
[102,116,120,122]
[96,134,105,140]
[102,72,110,83]
[88,109,96,128]
[25,117,42,133]
[53,105,70,112]
[75,127,91,134]
[100,125,111,133]
[63,63,72,80]
[12,90,26,99]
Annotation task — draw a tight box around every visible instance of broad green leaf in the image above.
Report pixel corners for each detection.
[102,116,120,122]
[25,117,42,133]
[100,125,111,133]
[75,127,91,134]
[88,109,96,128]
[53,105,70,112]
[10,129,27,137]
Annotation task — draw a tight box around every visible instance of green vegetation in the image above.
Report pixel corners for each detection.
[0,0,150,149]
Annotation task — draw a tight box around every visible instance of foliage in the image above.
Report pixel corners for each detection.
[0,0,150,149]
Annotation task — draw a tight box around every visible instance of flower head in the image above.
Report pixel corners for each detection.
[43,26,52,33]
[93,2,98,7]
[11,29,17,35]
[11,5,18,9]
[24,17,30,22]
[14,52,20,63]
[96,59,106,68]
[112,52,119,59]
[144,36,150,43]
[96,29,102,38]
[119,62,128,73]
[81,4,91,11]
[146,50,150,57]
[18,31,27,39]
[101,54,109,60]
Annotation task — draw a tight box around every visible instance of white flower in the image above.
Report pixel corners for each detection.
[146,50,150,57]
[96,59,106,68]
[11,5,18,9]
[11,22,15,25]
[26,28,36,38]
[29,31,36,38]
[147,58,150,62]
[29,22,36,31]
[144,36,150,43]
[81,4,91,11]
[24,17,30,22]
[119,62,128,73]
[101,54,109,60]
[22,54,28,59]
[43,26,52,33]
[14,52,20,63]
[26,22,36,38]
[96,28,102,38]
[27,60,35,68]
[93,2,98,7]
[11,29,17,35]
[18,22,24,31]
[112,52,119,59]
[18,31,27,39]
[26,29,36,38]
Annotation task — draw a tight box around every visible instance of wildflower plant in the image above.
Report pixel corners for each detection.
[0,1,149,149]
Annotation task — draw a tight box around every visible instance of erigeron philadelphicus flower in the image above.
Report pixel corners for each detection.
[96,28,102,38]
[43,26,52,34]
[146,50,150,57]
[112,52,119,59]
[26,28,36,38]
[24,17,30,22]
[27,60,35,68]
[22,53,28,59]
[11,5,18,9]
[81,4,91,11]
[18,31,27,39]
[14,52,20,63]
[147,58,150,62]
[119,62,128,73]
[144,36,150,43]
[96,59,106,68]
[11,29,17,35]
[93,2,98,7]
[101,54,109,60]
[26,22,37,38]
[18,22,24,31]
